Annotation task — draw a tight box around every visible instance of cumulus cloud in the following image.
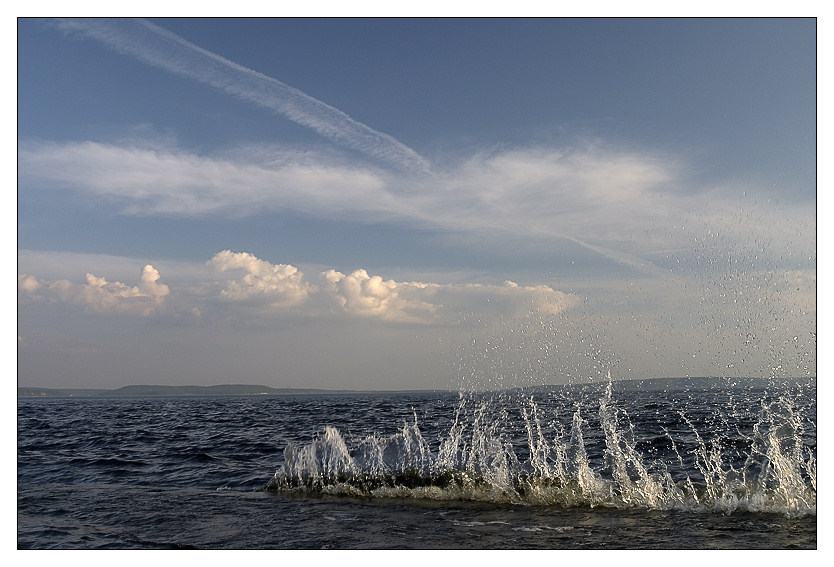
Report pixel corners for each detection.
[207,251,576,324]
[18,274,41,293]
[19,264,169,316]
[321,268,440,323]
[208,250,312,308]
[20,251,576,324]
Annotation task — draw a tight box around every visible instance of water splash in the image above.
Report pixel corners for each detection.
[267,381,815,517]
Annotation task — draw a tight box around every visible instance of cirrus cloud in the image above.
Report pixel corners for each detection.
[19,137,812,274]
[17,140,390,217]
[52,18,430,174]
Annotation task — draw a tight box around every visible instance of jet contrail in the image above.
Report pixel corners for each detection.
[566,236,671,278]
[53,18,431,174]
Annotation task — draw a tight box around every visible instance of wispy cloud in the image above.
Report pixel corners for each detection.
[17,140,391,217]
[19,136,814,275]
[52,18,430,174]
[18,139,679,232]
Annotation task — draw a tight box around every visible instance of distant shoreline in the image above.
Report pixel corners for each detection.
[17,376,815,398]
[16,384,435,398]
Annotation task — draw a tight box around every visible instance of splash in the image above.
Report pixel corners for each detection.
[267,380,816,517]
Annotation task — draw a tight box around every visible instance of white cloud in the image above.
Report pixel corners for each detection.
[18,18,812,289]
[17,141,390,217]
[208,250,312,308]
[16,140,677,241]
[321,268,440,323]
[414,146,802,263]
[18,136,814,279]
[207,252,576,324]
[52,18,429,174]
[19,250,577,325]
[18,274,41,293]
[19,264,169,316]
[19,140,680,231]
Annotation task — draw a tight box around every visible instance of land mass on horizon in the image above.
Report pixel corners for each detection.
[17,376,814,398]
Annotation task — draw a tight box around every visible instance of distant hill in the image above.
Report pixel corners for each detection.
[17,384,355,397]
[610,376,815,391]
[18,376,814,398]
[18,387,111,397]
[108,384,336,396]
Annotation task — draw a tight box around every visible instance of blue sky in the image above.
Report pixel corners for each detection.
[17,17,817,390]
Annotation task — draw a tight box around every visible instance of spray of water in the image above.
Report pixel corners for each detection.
[267,378,815,517]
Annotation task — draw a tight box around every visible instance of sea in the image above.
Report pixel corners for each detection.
[17,379,816,550]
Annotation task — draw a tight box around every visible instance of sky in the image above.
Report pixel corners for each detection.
[16,17,817,391]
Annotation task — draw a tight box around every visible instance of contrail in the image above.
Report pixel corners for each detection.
[565,236,671,278]
[52,18,431,174]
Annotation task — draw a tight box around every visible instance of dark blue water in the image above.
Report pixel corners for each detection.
[17,383,816,549]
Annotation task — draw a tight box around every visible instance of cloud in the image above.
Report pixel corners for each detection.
[19,264,169,316]
[208,251,576,324]
[17,139,684,235]
[21,19,814,284]
[321,268,439,323]
[52,18,429,174]
[208,250,312,308]
[19,250,576,325]
[18,274,41,293]
[17,140,390,217]
[318,270,576,323]
[18,137,814,278]
[420,145,676,235]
